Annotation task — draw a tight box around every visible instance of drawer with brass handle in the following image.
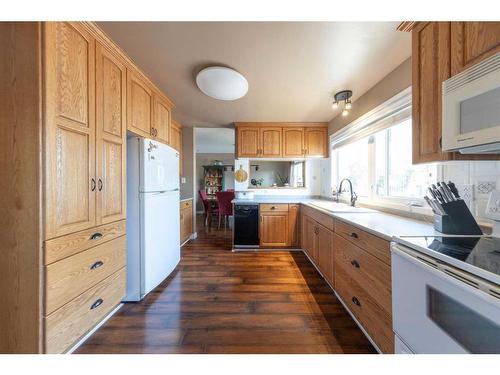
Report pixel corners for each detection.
[260,203,289,212]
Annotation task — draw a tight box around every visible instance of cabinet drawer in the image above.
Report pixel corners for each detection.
[45,235,126,314]
[260,203,289,212]
[45,268,126,353]
[180,199,193,209]
[335,266,394,353]
[301,204,335,231]
[335,234,391,314]
[335,220,390,265]
[44,220,126,265]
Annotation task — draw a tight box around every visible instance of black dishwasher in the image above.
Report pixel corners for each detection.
[233,204,259,248]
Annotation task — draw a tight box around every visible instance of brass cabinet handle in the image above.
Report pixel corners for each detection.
[350,260,360,268]
[271,206,276,210]
[350,232,359,239]
[90,298,103,310]
[91,178,96,191]
[98,178,103,191]
[351,296,361,306]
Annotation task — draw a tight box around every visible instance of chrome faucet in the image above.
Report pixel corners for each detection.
[334,178,358,207]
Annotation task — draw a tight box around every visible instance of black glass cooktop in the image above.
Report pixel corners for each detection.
[400,236,500,278]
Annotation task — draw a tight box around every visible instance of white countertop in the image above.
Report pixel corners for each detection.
[232,196,437,241]
[180,197,193,202]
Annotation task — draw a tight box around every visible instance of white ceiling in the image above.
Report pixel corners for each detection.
[195,128,235,153]
[98,22,411,127]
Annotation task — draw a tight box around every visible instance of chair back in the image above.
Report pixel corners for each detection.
[199,190,210,213]
[216,191,235,216]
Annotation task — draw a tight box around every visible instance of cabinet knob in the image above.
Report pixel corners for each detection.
[90,232,103,240]
[350,232,358,239]
[90,298,103,310]
[350,260,360,268]
[90,260,104,270]
[351,296,361,306]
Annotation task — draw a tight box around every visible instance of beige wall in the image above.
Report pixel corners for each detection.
[328,57,411,135]
[180,126,194,200]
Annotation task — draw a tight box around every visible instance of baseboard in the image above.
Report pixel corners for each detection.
[66,303,123,354]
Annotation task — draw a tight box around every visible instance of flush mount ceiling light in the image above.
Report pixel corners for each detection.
[196,66,248,101]
[332,90,353,116]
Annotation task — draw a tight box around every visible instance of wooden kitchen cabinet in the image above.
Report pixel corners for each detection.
[44,22,97,238]
[180,199,193,244]
[260,204,289,247]
[152,93,172,145]
[235,123,328,158]
[316,224,334,287]
[304,127,328,157]
[451,22,500,76]
[127,69,152,138]
[170,120,182,151]
[288,204,300,247]
[283,127,305,157]
[95,41,127,225]
[412,22,453,164]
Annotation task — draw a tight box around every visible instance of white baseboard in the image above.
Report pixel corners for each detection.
[66,303,123,354]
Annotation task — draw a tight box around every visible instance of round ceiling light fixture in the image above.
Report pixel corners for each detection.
[196,66,248,101]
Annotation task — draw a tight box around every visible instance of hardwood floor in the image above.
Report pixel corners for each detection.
[76,215,376,354]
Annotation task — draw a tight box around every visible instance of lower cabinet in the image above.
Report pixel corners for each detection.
[301,207,393,354]
[180,199,193,244]
[259,204,300,248]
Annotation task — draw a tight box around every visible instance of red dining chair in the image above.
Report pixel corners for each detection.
[199,190,218,226]
[215,191,235,229]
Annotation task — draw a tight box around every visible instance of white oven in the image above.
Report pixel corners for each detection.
[391,243,500,354]
[442,52,500,154]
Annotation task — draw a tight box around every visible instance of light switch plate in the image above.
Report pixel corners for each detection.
[485,189,500,221]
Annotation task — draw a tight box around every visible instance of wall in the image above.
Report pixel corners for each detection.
[180,126,194,200]
[196,153,235,212]
[442,161,500,223]
[328,57,411,135]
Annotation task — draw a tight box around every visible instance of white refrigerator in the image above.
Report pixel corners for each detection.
[125,137,181,301]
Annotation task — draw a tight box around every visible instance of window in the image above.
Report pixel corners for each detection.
[332,112,436,204]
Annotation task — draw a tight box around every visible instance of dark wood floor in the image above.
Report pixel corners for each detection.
[76,215,375,354]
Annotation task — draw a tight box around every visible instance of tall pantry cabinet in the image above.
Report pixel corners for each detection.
[1,22,173,354]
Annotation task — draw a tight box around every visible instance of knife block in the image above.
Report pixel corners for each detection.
[434,200,482,235]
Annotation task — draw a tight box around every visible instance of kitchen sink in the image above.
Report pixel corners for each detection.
[308,201,374,213]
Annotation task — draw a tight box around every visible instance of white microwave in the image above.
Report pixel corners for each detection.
[442,52,500,154]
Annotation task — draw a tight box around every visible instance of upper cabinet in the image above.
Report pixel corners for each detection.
[412,22,452,164]
[450,22,500,76]
[127,70,152,138]
[44,22,97,238]
[95,42,127,225]
[235,123,328,159]
[170,120,182,152]
[410,21,500,164]
[152,93,172,144]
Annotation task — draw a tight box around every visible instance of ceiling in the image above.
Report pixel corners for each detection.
[195,128,235,153]
[98,22,411,128]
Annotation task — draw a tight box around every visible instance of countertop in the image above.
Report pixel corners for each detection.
[180,197,193,202]
[232,196,438,241]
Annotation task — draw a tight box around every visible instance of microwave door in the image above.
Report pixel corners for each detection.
[442,52,500,153]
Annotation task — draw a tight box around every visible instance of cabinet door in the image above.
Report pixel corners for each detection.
[283,128,305,157]
[260,127,282,157]
[153,94,171,144]
[317,225,334,287]
[237,127,260,157]
[304,128,327,157]
[95,42,127,225]
[288,204,300,247]
[44,22,96,239]
[127,69,152,137]
[302,216,318,261]
[451,22,500,76]
[260,213,288,247]
[412,22,453,164]
[170,121,182,151]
